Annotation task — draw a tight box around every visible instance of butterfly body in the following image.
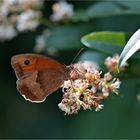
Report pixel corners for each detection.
[11,54,70,103]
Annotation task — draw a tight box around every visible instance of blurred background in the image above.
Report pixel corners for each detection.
[1,0,140,138]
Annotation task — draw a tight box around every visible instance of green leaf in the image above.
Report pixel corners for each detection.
[72,9,89,22]
[119,29,140,68]
[115,0,140,11]
[86,1,123,18]
[81,31,126,55]
[85,1,140,20]
[71,1,140,22]
[46,24,94,50]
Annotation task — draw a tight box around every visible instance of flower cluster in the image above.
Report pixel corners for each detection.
[34,1,75,53]
[0,0,43,41]
[50,1,74,22]
[58,55,122,115]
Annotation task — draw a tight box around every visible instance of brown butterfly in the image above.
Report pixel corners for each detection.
[11,54,71,103]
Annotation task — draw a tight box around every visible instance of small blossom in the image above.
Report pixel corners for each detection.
[104,54,119,72]
[104,72,112,81]
[80,61,99,72]
[93,70,101,80]
[102,86,109,95]
[110,79,121,95]
[58,102,71,115]
[103,92,109,97]
[91,86,97,94]
[111,79,121,89]
[16,9,41,31]
[51,1,74,22]
[95,104,104,111]
[34,29,51,53]
[105,54,128,72]
[0,24,17,41]
[62,80,72,93]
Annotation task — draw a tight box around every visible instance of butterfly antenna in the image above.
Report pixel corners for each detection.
[69,48,86,92]
[65,48,85,93]
[70,47,85,65]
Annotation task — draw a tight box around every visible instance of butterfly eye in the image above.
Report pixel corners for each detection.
[24,60,30,65]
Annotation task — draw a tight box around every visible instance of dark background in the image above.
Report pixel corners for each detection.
[0,0,140,138]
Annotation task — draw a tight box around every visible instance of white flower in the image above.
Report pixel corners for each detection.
[95,104,104,111]
[34,34,46,53]
[58,103,71,115]
[103,92,109,97]
[51,1,74,22]
[111,79,121,89]
[0,0,16,16]
[0,24,17,41]
[104,72,112,81]
[74,79,84,87]
[80,61,99,72]
[34,29,51,53]
[91,86,97,94]
[16,9,41,31]
[62,80,71,90]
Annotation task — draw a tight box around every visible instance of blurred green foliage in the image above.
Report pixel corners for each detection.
[1,0,140,139]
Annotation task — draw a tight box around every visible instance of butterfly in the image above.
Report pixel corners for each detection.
[11,54,71,103]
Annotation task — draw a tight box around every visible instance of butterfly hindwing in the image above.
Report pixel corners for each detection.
[17,71,46,102]
[36,69,68,97]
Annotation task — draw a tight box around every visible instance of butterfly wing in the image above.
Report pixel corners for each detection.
[17,71,45,102]
[37,69,68,96]
[17,69,68,102]
[11,54,70,102]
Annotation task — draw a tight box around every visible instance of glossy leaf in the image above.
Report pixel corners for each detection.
[81,31,126,55]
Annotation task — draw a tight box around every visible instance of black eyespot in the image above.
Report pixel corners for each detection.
[24,60,30,65]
